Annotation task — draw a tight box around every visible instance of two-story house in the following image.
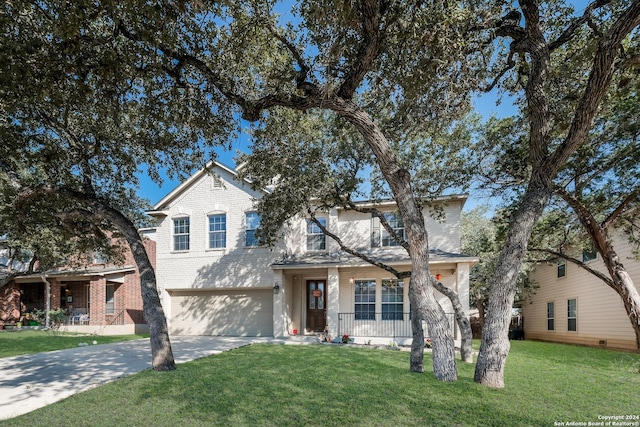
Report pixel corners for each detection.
[523,233,640,351]
[149,162,477,344]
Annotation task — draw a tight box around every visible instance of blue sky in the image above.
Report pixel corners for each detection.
[135,0,591,210]
[136,91,515,210]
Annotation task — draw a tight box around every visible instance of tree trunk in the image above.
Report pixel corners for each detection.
[558,189,640,350]
[589,227,640,349]
[474,181,551,387]
[104,208,177,371]
[334,99,457,380]
[408,278,425,373]
[434,279,474,363]
[610,267,640,349]
[51,188,177,371]
[476,297,485,331]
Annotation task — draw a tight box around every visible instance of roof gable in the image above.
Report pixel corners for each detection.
[149,161,265,213]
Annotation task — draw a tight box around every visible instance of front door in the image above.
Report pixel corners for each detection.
[306,280,326,332]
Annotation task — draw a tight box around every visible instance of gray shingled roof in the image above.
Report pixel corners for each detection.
[271,249,477,268]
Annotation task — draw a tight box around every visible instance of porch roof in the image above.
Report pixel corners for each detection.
[271,249,478,270]
[12,265,136,283]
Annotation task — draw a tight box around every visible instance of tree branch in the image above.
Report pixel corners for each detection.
[529,247,613,286]
[336,0,382,100]
[548,0,613,52]
[603,186,640,230]
[544,0,640,173]
[307,211,410,279]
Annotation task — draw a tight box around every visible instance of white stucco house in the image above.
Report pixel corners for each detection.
[148,162,477,344]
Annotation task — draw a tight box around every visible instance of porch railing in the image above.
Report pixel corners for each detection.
[108,310,126,325]
[338,312,455,339]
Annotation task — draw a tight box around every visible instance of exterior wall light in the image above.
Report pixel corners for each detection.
[273,283,280,294]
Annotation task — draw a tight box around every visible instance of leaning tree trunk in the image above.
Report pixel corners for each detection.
[474,182,551,387]
[105,208,177,371]
[561,190,640,350]
[58,189,177,371]
[434,279,474,363]
[594,235,640,349]
[611,268,640,349]
[336,99,457,380]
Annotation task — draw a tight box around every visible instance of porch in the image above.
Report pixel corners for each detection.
[272,251,474,345]
[337,312,456,344]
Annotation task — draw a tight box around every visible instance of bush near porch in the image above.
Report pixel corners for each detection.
[2,340,639,426]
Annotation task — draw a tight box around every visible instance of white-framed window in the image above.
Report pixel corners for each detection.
[208,213,226,249]
[372,212,406,247]
[245,212,261,247]
[306,217,326,251]
[547,301,555,331]
[557,259,566,278]
[567,298,577,331]
[582,246,597,263]
[382,279,404,320]
[354,279,376,320]
[173,217,190,251]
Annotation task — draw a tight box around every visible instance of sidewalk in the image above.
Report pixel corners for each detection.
[0,335,317,421]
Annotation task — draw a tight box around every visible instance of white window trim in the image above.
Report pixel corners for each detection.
[567,298,578,332]
[244,211,261,247]
[171,215,190,252]
[381,278,404,321]
[557,259,566,279]
[546,301,555,332]
[306,217,327,252]
[354,278,376,321]
[206,212,227,251]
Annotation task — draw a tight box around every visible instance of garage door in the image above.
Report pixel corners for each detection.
[169,289,273,336]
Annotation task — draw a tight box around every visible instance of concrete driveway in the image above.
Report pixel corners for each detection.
[0,336,315,421]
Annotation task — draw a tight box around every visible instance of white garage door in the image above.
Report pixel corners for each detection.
[169,289,273,336]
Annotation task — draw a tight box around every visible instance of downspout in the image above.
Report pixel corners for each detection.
[40,275,51,329]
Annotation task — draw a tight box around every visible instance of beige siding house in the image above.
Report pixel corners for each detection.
[523,234,640,350]
[149,162,477,344]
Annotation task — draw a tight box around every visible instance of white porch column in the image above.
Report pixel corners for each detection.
[273,270,286,338]
[326,267,339,337]
[456,263,470,315]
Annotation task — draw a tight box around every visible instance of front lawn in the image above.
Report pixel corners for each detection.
[2,341,639,426]
[0,330,149,358]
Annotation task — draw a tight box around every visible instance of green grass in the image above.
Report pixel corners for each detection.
[0,330,149,358]
[3,341,640,426]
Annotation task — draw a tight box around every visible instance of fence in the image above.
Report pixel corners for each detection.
[338,312,455,339]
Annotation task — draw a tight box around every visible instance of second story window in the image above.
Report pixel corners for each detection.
[245,212,261,247]
[307,218,327,251]
[173,217,190,251]
[372,212,406,247]
[557,259,566,278]
[208,214,226,249]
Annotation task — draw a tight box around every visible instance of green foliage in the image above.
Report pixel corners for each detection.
[462,206,536,306]
[3,342,639,426]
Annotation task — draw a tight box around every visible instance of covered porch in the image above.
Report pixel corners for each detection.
[1,266,148,334]
[271,250,475,345]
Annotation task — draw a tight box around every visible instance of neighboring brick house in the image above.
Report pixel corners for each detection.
[0,232,155,335]
[149,161,477,344]
[523,232,640,351]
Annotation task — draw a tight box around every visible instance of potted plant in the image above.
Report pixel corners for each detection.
[341,334,350,344]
